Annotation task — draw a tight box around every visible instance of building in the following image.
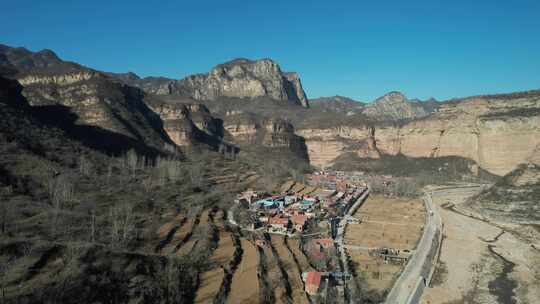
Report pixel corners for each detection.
[313,238,334,249]
[268,215,290,232]
[305,271,322,295]
[291,214,309,232]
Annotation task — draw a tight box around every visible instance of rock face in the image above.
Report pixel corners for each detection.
[362,91,436,120]
[298,92,540,175]
[0,45,173,151]
[222,113,309,160]
[146,100,228,150]
[115,58,309,107]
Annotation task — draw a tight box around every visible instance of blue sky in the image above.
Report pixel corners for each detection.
[1,0,539,101]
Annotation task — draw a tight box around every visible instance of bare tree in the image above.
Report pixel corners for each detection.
[78,155,92,176]
[109,203,135,248]
[0,186,12,234]
[126,149,138,177]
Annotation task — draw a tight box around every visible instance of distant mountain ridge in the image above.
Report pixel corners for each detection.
[362,91,438,120]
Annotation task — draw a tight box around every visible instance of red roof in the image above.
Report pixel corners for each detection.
[306,271,321,287]
[314,238,334,248]
[292,214,308,226]
[268,216,289,226]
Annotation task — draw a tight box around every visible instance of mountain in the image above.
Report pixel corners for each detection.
[361,91,437,121]
[309,96,365,115]
[114,58,309,107]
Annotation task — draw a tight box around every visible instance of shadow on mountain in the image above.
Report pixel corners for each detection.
[29,105,162,156]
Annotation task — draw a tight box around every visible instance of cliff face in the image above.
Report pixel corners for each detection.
[222,113,309,161]
[298,92,540,175]
[1,45,173,151]
[145,100,226,149]
[117,58,309,107]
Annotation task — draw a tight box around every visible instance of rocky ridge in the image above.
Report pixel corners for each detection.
[114,58,309,107]
[362,91,437,120]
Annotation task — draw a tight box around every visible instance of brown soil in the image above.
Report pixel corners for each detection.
[345,194,425,292]
[229,239,260,304]
[271,235,309,304]
[194,221,235,303]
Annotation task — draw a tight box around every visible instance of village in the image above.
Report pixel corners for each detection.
[232,170,370,300]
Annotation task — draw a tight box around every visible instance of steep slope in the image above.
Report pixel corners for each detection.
[0,45,175,153]
[466,153,540,225]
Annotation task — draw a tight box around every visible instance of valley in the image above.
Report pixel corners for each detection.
[0,41,539,304]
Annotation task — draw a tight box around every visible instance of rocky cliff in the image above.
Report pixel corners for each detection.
[115,58,309,107]
[221,112,308,160]
[0,45,174,152]
[298,91,540,175]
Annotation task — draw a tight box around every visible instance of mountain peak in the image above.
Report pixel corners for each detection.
[374,91,407,104]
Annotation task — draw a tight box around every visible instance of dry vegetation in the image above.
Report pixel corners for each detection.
[344,194,425,301]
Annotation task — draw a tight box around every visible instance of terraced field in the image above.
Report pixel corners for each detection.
[271,235,310,304]
[229,239,260,304]
[286,238,313,272]
[195,210,237,303]
[261,238,290,304]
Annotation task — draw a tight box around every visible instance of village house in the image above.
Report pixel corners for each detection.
[268,215,290,232]
[304,271,322,295]
[235,189,258,204]
[291,214,309,232]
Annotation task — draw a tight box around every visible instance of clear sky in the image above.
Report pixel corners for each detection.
[1,0,539,101]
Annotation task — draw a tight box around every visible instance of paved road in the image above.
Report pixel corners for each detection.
[384,190,443,304]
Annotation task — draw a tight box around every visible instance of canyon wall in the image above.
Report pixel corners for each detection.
[298,95,540,175]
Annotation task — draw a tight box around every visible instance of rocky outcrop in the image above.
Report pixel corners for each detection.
[18,73,173,149]
[362,91,436,121]
[128,58,309,107]
[298,92,540,175]
[146,100,225,149]
[223,114,309,160]
[106,72,174,95]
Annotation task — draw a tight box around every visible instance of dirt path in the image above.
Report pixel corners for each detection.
[228,239,260,304]
[421,185,540,304]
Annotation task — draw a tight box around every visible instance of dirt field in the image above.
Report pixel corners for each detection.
[286,238,313,272]
[271,235,310,304]
[347,249,402,291]
[421,185,540,304]
[177,210,212,256]
[195,221,235,303]
[345,195,424,250]
[229,239,260,304]
[344,194,425,292]
[261,244,287,304]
